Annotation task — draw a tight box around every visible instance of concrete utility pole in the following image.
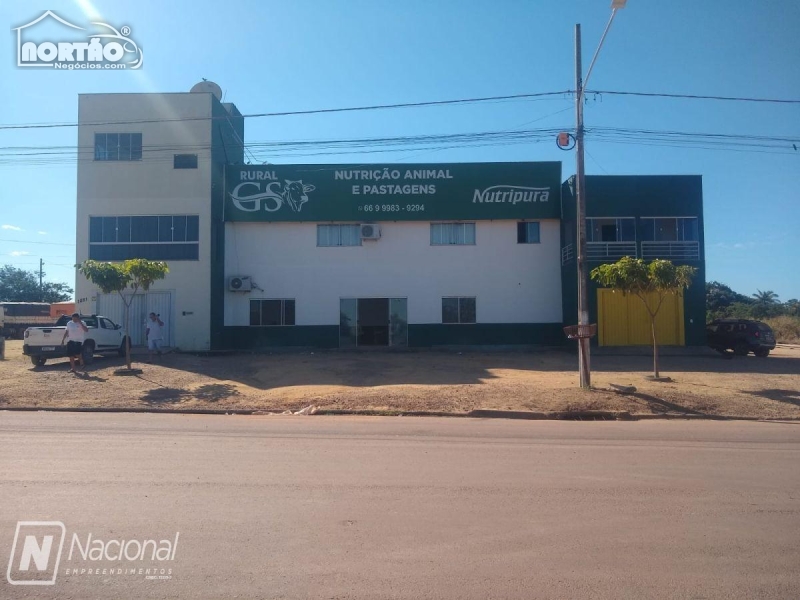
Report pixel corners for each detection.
[39,258,44,302]
[573,1,627,389]
[574,24,591,388]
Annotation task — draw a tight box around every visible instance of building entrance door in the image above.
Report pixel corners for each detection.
[339,298,407,348]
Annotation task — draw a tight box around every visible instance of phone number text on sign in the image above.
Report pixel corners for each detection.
[358,204,426,213]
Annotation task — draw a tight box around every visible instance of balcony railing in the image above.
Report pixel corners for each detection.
[641,241,700,260]
[561,244,575,266]
[587,241,637,261]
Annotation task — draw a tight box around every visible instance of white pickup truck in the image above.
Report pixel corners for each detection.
[23,315,128,366]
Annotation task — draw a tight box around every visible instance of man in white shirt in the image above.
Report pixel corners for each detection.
[146,312,165,363]
[60,313,89,373]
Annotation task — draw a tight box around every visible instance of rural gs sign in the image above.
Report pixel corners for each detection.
[224,162,561,222]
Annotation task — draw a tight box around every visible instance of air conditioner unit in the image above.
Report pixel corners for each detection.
[228,276,252,292]
[360,224,382,240]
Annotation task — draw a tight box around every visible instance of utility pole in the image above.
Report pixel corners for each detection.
[575,24,591,388]
[39,258,44,302]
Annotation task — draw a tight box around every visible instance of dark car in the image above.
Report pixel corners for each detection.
[706,319,776,357]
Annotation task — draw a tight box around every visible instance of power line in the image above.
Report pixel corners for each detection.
[0,88,796,133]
[0,91,573,131]
[586,89,800,105]
[0,238,75,246]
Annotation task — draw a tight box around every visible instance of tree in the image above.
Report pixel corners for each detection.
[591,257,696,379]
[752,289,779,305]
[0,264,73,303]
[785,299,800,317]
[77,259,169,370]
[706,281,752,321]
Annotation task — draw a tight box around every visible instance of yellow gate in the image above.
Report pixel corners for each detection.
[597,290,685,346]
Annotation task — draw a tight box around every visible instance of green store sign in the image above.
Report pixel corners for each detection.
[224,161,561,222]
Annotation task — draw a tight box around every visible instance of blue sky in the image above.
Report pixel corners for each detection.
[1,0,798,301]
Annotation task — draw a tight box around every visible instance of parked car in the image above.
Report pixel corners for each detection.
[23,315,128,366]
[706,319,776,357]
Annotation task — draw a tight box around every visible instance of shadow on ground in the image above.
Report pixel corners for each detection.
[139,382,241,406]
[747,389,800,408]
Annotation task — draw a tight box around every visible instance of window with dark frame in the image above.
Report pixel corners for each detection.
[249,299,296,326]
[173,154,198,169]
[517,222,541,244]
[94,133,142,161]
[89,215,199,261]
[442,297,476,324]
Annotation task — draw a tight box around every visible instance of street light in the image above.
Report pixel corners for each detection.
[573,1,628,389]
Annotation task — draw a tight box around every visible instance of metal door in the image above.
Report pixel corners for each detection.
[97,293,147,346]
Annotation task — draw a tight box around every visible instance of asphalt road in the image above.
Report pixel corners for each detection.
[1,413,798,599]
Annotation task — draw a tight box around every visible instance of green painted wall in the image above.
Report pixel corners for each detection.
[221,326,339,349]
[225,162,562,222]
[219,323,564,350]
[209,100,244,351]
[560,175,706,346]
[409,323,564,347]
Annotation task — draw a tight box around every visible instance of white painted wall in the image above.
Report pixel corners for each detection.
[75,93,216,350]
[224,220,562,326]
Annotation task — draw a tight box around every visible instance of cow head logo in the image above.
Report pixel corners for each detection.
[280,180,315,212]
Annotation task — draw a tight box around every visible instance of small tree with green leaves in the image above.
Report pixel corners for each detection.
[591,257,696,378]
[77,259,169,369]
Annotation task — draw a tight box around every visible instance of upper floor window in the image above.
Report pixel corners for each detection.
[641,217,699,242]
[587,218,636,242]
[517,222,541,244]
[94,133,142,161]
[431,223,476,246]
[174,154,198,169]
[317,224,361,247]
[89,215,199,261]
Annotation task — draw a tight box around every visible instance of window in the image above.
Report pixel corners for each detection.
[94,133,142,161]
[442,297,476,324]
[641,217,699,242]
[100,318,115,330]
[174,154,198,169]
[317,224,361,247]
[89,215,199,261]
[517,222,541,244]
[249,299,296,326]
[431,223,476,245]
[587,218,636,242]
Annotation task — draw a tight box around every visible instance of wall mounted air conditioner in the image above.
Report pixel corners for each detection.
[360,224,382,240]
[228,276,252,292]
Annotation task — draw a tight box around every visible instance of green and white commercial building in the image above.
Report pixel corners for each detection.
[75,86,706,351]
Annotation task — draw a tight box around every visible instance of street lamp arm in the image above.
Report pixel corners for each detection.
[580,8,620,108]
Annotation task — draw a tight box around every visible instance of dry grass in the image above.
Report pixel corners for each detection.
[764,316,800,344]
[1,340,799,419]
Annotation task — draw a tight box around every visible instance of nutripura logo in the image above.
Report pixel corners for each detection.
[472,185,550,204]
[13,11,143,70]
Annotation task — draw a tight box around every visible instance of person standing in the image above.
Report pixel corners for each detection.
[60,313,89,373]
[146,312,165,363]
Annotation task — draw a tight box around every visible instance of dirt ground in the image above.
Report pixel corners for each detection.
[0,340,798,419]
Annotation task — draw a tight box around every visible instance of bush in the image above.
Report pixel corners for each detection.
[763,316,800,344]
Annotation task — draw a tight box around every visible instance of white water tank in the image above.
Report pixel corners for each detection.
[190,80,223,101]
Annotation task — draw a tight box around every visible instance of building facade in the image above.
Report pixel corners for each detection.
[75,87,706,351]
